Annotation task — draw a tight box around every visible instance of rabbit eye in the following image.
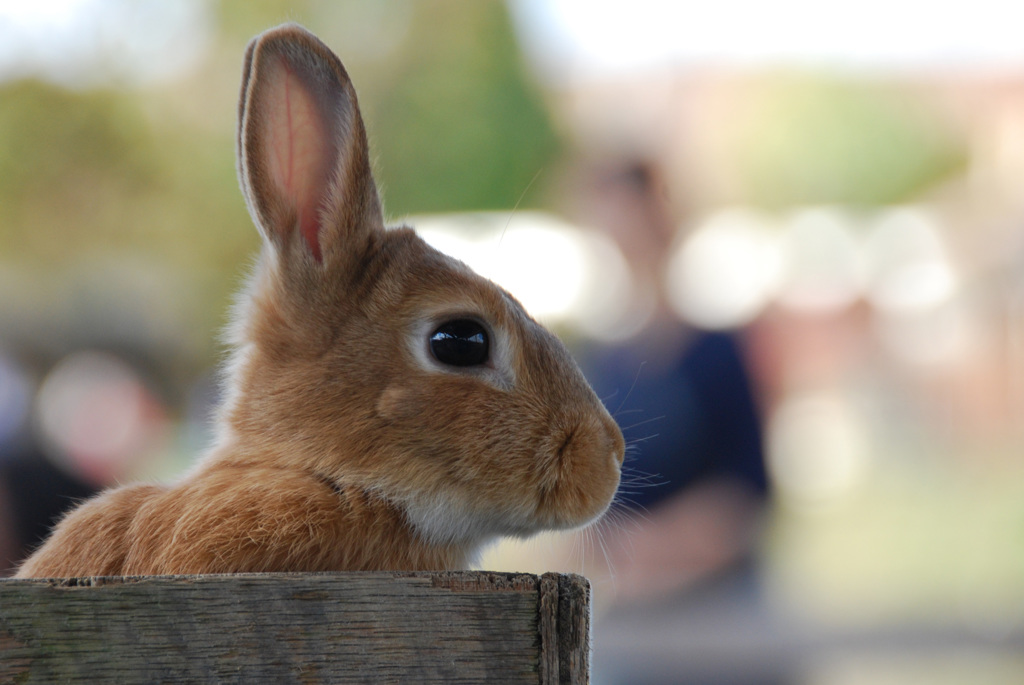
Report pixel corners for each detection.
[429,319,489,367]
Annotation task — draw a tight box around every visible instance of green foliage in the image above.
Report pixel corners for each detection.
[358,1,560,216]
[217,0,316,45]
[0,78,253,267]
[215,0,561,217]
[732,75,967,208]
[0,78,255,366]
[0,81,157,255]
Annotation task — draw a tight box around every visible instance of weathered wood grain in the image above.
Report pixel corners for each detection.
[0,571,591,684]
[557,572,591,683]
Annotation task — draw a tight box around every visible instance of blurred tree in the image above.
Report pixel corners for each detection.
[218,0,315,45]
[731,75,967,208]
[353,0,560,216]
[217,0,561,217]
[0,81,157,258]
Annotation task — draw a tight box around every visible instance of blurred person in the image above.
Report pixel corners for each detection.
[0,349,168,575]
[569,160,770,604]
[0,351,99,575]
[0,444,101,576]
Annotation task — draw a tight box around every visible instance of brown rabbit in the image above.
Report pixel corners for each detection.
[15,24,623,578]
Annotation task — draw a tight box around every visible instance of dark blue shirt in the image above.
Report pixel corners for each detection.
[580,330,768,512]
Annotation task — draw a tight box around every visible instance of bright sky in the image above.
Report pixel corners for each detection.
[510,0,1024,82]
[0,0,210,86]
[3,0,1024,86]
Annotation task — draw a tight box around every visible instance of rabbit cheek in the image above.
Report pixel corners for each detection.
[374,380,528,514]
[375,384,414,422]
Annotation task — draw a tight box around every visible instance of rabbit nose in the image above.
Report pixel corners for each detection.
[579,392,624,467]
[605,412,625,466]
[570,407,624,469]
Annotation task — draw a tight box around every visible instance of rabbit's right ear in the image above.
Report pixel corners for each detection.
[238,24,382,264]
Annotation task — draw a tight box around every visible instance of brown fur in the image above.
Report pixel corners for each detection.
[16,24,623,578]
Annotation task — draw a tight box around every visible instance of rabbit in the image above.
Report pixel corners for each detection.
[15,23,624,578]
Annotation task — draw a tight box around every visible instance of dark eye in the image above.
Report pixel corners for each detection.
[429,319,490,367]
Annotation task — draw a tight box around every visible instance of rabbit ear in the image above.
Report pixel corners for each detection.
[238,24,382,263]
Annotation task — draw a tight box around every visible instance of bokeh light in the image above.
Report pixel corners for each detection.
[665,208,781,329]
[414,211,636,336]
[34,351,168,486]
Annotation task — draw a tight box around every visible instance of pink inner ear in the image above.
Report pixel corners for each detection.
[262,56,337,261]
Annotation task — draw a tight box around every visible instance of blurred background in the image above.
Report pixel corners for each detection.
[1,1,1023,683]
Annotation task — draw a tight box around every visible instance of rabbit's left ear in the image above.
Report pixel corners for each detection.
[238,24,382,264]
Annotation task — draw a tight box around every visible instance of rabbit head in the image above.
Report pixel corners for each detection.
[217,23,623,550]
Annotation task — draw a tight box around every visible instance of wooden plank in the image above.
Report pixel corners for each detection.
[0,571,592,684]
[557,574,591,684]
[538,573,561,684]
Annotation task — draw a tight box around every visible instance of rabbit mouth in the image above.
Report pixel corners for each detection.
[534,417,623,529]
[555,427,577,461]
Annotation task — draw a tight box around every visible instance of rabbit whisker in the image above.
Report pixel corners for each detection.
[497,167,545,249]
[613,361,646,415]
[618,415,665,432]
[625,433,660,446]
